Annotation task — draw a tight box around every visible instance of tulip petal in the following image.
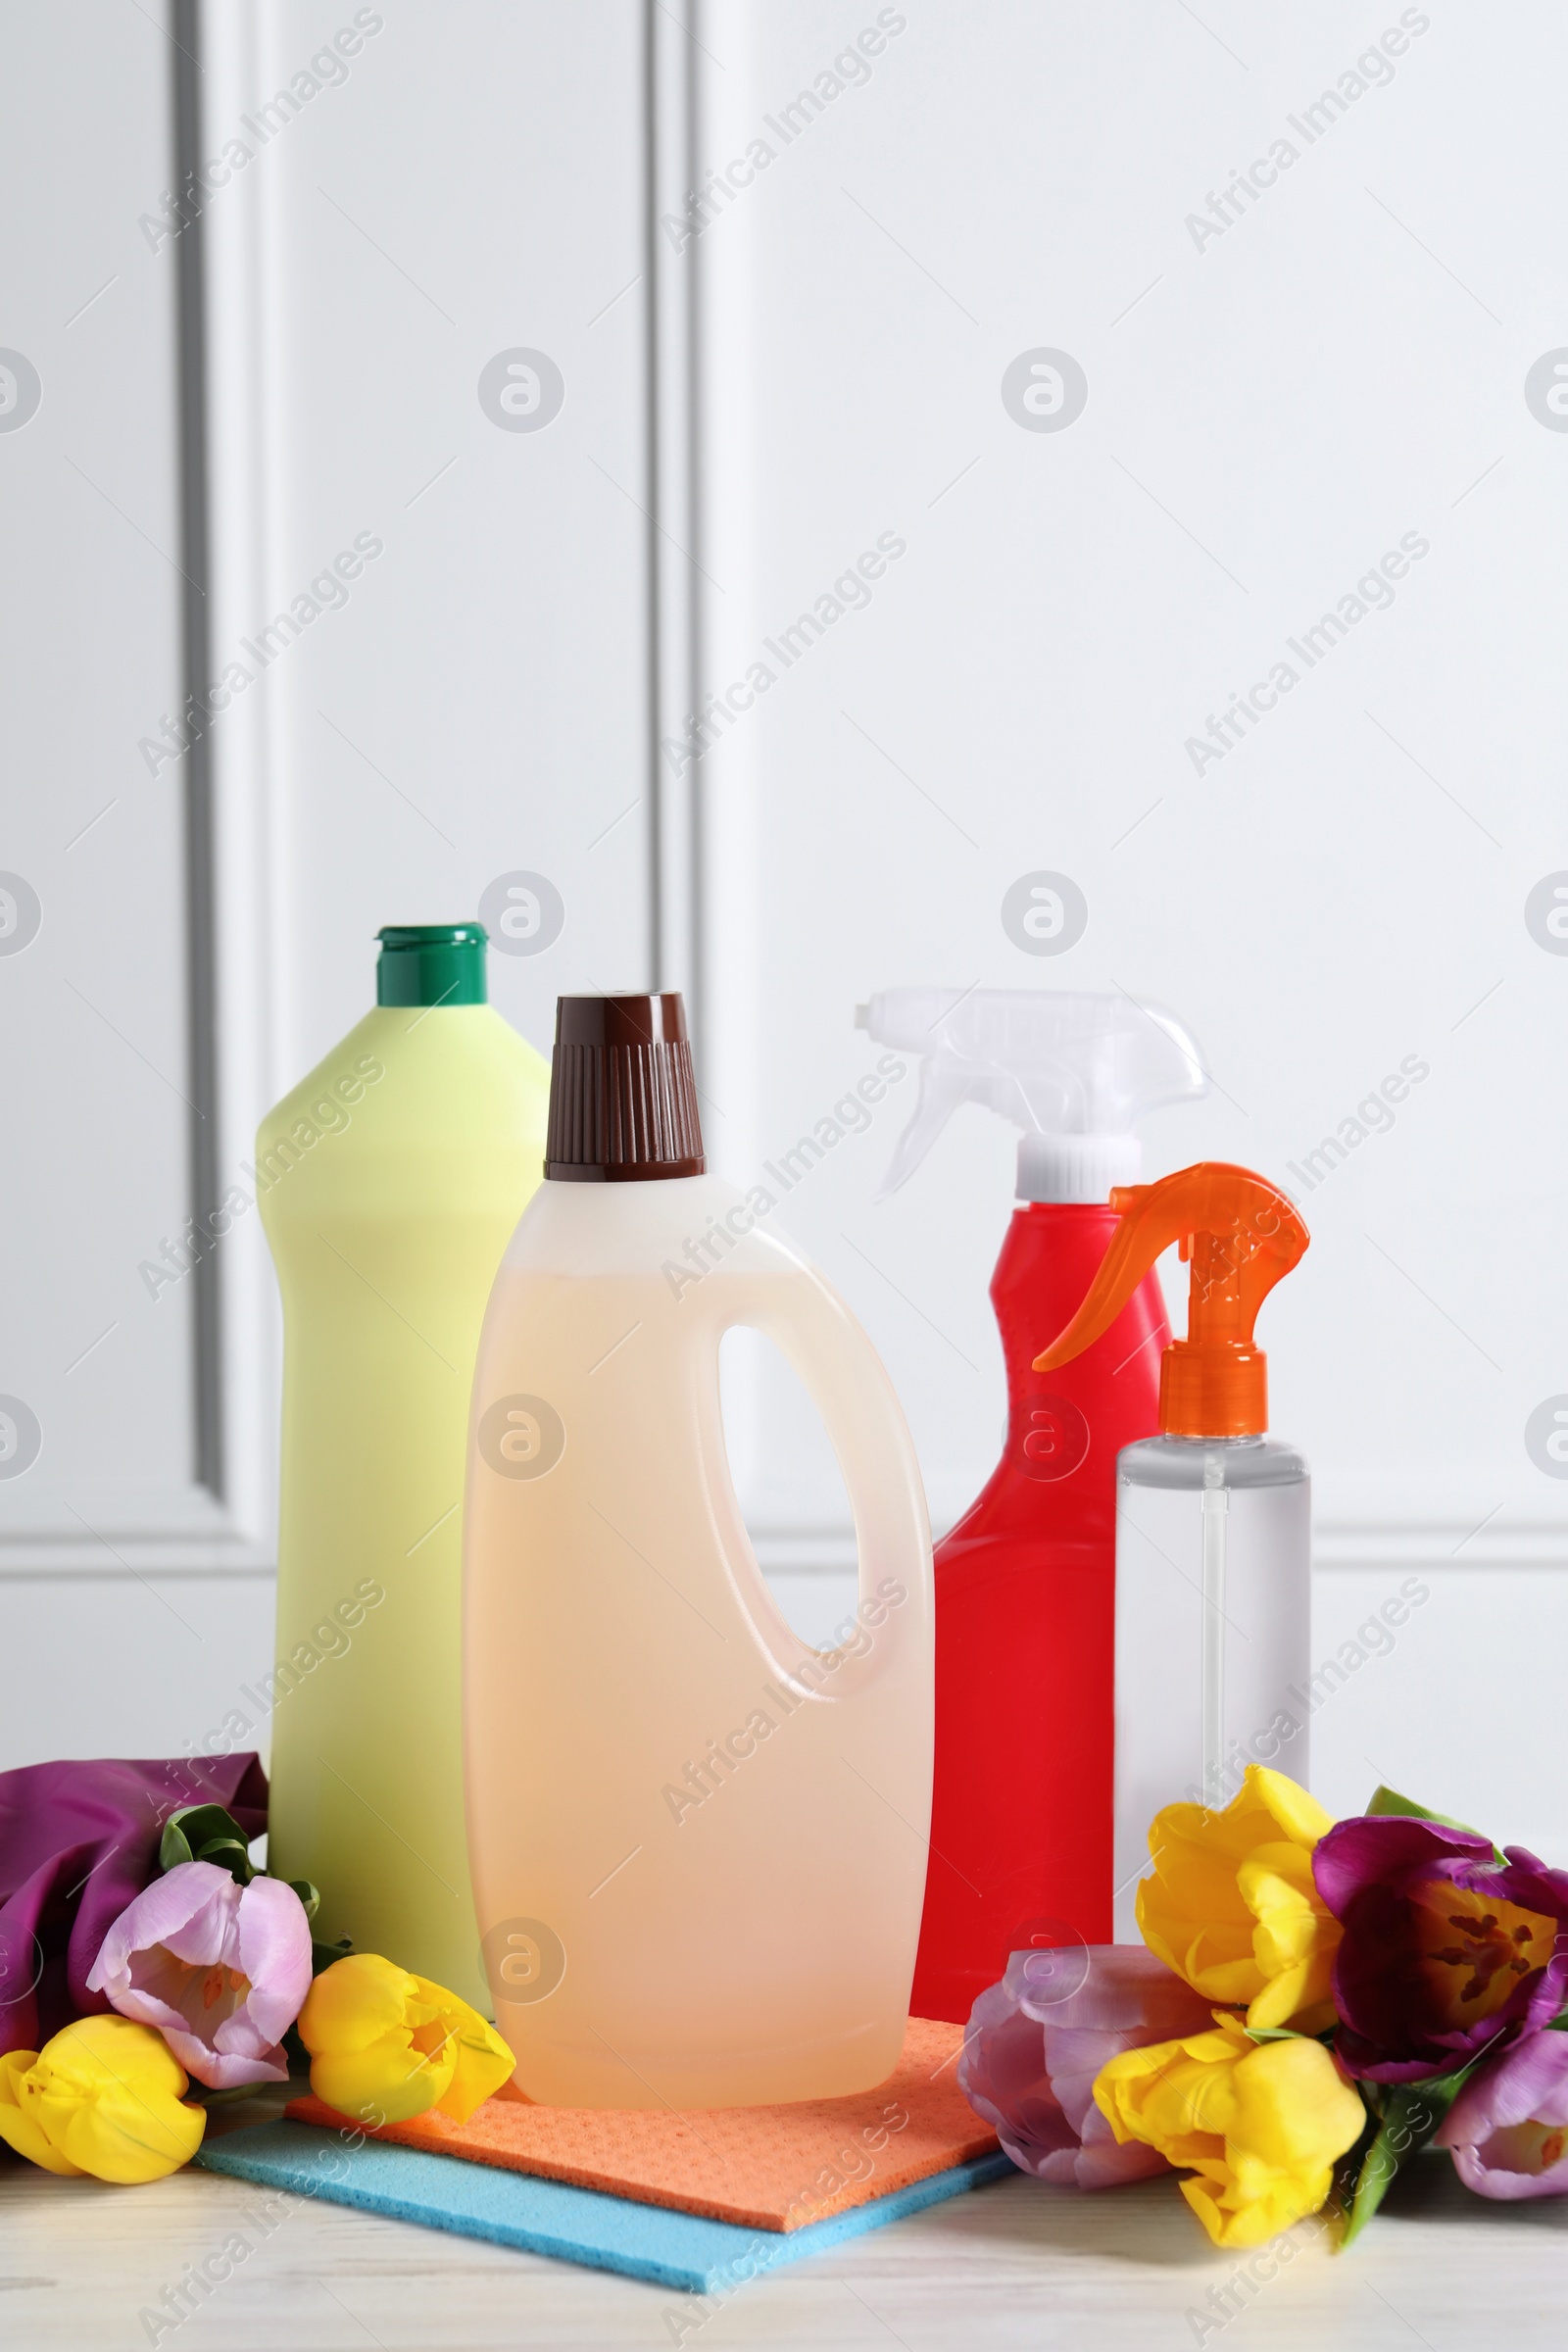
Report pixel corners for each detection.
[52,2079,206,2182]
[162,2026,288,2088]
[86,1862,313,2089]
[299,1954,417,2056]
[16,2017,204,2184]
[299,1956,514,2130]
[402,1977,510,2124]
[311,2031,453,2126]
[1437,2031,1568,2199]
[433,1999,516,2124]
[0,2050,85,2176]
[1317,1821,1568,2078]
[82,1872,315,2097]
[1312,1813,1494,1917]
[1094,2014,1363,2248]
[959,1947,1214,2188]
[1013,1943,1213,2036]
[1137,1770,1342,2032]
[85,1860,237,1997]
[1070,2136,1171,2188]
[234,1876,314,2044]
[153,1887,242,1972]
[1248,1770,1335,1849]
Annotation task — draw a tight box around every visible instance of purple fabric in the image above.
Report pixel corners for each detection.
[1313,1815,1568,2082]
[958,1943,1214,2188]
[0,1755,267,2059]
[1436,2032,1568,2199]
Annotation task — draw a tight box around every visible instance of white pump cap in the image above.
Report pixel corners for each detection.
[855,989,1208,1204]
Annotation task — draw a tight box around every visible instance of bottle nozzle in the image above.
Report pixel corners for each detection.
[1032,1161,1308,1438]
[853,988,1208,1202]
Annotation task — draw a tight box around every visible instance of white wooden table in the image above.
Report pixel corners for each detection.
[6,2082,1565,2351]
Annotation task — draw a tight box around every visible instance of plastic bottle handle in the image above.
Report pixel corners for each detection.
[686,1266,932,1697]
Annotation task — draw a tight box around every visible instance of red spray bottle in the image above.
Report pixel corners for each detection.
[855,990,1208,2024]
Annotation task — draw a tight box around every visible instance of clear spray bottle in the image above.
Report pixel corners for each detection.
[1034,1163,1311,1938]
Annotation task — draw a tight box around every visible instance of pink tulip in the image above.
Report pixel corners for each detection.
[958,1943,1215,2188]
[1436,2032,1568,2200]
[85,1861,312,2088]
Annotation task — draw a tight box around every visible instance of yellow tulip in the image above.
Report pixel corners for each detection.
[1094,2010,1365,2247]
[0,2017,205,2183]
[1137,1765,1343,2032]
[298,1953,514,2126]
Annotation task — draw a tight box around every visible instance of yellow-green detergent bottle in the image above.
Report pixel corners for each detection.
[258,924,550,2009]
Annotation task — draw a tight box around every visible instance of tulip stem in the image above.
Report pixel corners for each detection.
[1337,2066,1472,2250]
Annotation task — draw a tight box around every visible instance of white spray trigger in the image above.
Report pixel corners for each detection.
[857,988,1208,1204]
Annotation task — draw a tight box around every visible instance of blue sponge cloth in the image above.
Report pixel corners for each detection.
[196,2121,1013,2293]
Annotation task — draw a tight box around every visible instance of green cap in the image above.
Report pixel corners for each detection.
[376,923,488,1007]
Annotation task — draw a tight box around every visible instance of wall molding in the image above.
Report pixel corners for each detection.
[172,0,225,1499]
[748,1520,1568,1578]
[195,0,294,1568]
[13,1518,1557,1582]
[645,0,703,1020]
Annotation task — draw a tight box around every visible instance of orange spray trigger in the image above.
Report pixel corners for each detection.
[1032,1161,1308,1440]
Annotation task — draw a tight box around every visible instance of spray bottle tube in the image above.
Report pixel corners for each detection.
[1035,1163,1311,1939]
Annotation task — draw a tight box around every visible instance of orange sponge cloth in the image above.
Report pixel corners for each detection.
[285,2018,997,2233]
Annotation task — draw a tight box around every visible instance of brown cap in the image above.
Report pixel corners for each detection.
[545,994,706,1182]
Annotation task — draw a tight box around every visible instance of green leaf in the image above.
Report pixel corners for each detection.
[160,1804,255,1885]
[310,1934,352,1977]
[194,1837,253,1879]
[1337,2067,1471,2250]
[158,1816,195,1872]
[286,1879,321,1924]
[1244,2026,1309,2042]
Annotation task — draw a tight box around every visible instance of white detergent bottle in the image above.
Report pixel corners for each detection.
[463,993,934,2109]
[1033,1162,1311,1940]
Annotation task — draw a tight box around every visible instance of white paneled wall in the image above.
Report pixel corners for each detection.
[691,1,1568,1840]
[6,3,1567,1856]
[0,6,198,1554]
[0,1,266,1774]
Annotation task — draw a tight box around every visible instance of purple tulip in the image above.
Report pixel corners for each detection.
[1436,2033,1568,2198]
[958,1943,1214,2187]
[85,1860,312,2088]
[1313,1814,1568,2082]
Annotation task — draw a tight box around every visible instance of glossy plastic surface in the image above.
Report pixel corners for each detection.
[1035,1161,1309,1438]
[464,1174,933,2109]
[259,1003,551,2009]
[910,1202,1168,2024]
[1113,1437,1311,1938]
[375,922,488,1006]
